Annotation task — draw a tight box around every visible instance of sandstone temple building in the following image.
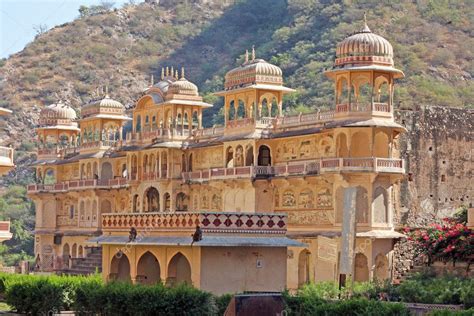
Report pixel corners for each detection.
[29,20,406,294]
[0,106,13,243]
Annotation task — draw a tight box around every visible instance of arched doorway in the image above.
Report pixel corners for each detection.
[78,245,84,258]
[44,168,56,184]
[354,253,369,282]
[132,194,139,213]
[71,244,77,258]
[164,193,171,211]
[110,252,131,282]
[100,162,113,180]
[298,249,311,287]
[176,192,188,212]
[245,145,254,166]
[374,253,390,282]
[137,251,161,285]
[62,243,70,269]
[225,147,234,168]
[144,187,160,212]
[167,252,191,286]
[258,145,271,166]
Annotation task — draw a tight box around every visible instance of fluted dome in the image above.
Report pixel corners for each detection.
[41,102,77,121]
[335,23,394,67]
[81,95,125,118]
[225,58,283,90]
[168,78,198,96]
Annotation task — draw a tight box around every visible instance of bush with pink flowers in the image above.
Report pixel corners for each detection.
[404,208,473,265]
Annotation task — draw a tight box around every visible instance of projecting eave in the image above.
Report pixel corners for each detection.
[86,235,306,248]
[79,114,132,122]
[356,230,406,239]
[0,107,12,116]
[37,125,80,132]
[324,65,405,79]
[214,84,295,96]
[161,99,213,108]
[342,119,407,132]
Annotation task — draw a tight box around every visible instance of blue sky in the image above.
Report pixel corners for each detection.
[0,0,131,58]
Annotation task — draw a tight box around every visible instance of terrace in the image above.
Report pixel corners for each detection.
[101,211,287,235]
[182,157,404,182]
[27,178,128,193]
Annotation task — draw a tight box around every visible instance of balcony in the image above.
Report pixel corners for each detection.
[0,221,12,242]
[182,157,404,182]
[0,146,14,175]
[126,128,192,145]
[27,178,129,193]
[101,211,287,235]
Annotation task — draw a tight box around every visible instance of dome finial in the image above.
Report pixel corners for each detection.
[362,12,371,32]
[161,67,164,80]
[244,49,249,64]
[181,67,185,79]
[252,45,255,61]
[150,74,154,86]
[166,66,169,77]
[105,85,109,98]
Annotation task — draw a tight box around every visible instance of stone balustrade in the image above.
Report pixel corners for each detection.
[27,178,128,193]
[101,211,287,234]
[183,157,404,182]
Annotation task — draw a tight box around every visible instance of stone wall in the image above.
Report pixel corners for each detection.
[395,106,473,226]
[392,106,473,280]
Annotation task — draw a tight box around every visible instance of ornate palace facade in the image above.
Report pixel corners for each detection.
[29,21,406,294]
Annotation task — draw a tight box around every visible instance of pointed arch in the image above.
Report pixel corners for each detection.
[110,252,131,283]
[167,252,191,286]
[137,251,161,285]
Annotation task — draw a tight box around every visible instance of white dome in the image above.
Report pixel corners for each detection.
[168,78,198,96]
[225,58,283,90]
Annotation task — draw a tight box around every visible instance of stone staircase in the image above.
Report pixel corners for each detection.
[65,247,102,275]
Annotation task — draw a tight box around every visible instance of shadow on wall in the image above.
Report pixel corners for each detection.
[158,0,290,126]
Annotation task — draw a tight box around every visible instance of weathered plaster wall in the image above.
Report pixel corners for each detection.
[395,106,473,225]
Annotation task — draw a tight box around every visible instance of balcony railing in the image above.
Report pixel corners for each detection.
[182,157,404,182]
[0,146,14,166]
[27,178,128,193]
[101,211,287,234]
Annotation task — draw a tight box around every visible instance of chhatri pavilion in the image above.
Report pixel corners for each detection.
[29,20,406,294]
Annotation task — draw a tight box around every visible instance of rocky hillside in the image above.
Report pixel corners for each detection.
[0,0,472,152]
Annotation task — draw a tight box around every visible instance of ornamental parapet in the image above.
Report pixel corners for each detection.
[27,178,128,194]
[182,157,404,182]
[101,211,287,235]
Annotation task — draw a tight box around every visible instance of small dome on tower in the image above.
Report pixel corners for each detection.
[335,17,394,68]
[81,90,125,118]
[40,102,77,122]
[224,47,283,90]
[169,78,198,96]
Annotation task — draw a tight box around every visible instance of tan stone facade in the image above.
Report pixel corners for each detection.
[30,21,406,293]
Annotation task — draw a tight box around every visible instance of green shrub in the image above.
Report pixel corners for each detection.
[216,293,232,315]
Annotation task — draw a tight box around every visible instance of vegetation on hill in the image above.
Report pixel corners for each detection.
[0,0,472,264]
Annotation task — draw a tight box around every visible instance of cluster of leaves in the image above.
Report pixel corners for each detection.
[397,272,474,308]
[0,186,35,266]
[404,207,473,264]
[1,273,220,315]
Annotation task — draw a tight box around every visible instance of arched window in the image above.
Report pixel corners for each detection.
[132,194,139,213]
[237,100,245,119]
[192,111,199,128]
[225,147,234,168]
[258,145,271,166]
[228,100,236,121]
[245,145,254,166]
[144,187,160,212]
[176,192,188,212]
[337,77,349,105]
[351,132,370,157]
[164,193,171,212]
[44,168,56,185]
[136,115,142,132]
[235,145,244,167]
[373,186,388,224]
[188,153,193,172]
[298,249,311,287]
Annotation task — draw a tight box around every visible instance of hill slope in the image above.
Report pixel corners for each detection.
[0,0,472,148]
